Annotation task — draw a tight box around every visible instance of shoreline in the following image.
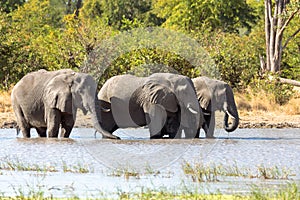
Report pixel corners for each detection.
[1,111,299,129]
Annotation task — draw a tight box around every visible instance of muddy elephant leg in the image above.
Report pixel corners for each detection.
[36,127,47,137]
[146,105,166,139]
[47,108,61,138]
[61,113,74,138]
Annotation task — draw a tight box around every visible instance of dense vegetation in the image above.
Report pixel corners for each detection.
[0,0,299,104]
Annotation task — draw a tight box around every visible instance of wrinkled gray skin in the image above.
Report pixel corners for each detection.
[11,69,119,139]
[98,73,202,139]
[192,76,239,138]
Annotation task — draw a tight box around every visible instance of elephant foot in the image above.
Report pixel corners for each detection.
[206,135,216,139]
[150,134,163,139]
[102,135,121,140]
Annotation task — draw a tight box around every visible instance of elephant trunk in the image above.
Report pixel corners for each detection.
[223,85,239,132]
[89,98,120,139]
[223,109,239,132]
[224,100,239,132]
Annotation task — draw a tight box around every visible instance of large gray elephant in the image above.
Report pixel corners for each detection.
[98,73,202,139]
[192,76,239,138]
[11,69,119,139]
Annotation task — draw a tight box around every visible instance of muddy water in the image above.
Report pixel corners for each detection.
[0,128,299,198]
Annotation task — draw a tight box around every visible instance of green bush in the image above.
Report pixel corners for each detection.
[249,74,294,105]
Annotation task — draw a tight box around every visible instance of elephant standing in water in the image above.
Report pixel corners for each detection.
[192,76,239,138]
[11,69,119,139]
[98,73,203,139]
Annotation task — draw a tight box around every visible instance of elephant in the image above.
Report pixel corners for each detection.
[11,69,119,139]
[97,73,203,139]
[192,76,239,138]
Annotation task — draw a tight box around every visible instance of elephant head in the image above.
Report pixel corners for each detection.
[148,73,202,138]
[45,71,119,139]
[192,76,239,136]
[132,81,180,138]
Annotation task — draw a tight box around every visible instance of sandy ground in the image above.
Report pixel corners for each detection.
[1,110,299,129]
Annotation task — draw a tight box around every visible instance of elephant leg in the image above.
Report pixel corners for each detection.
[204,112,215,138]
[162,114,181,139]
[47,108,61,138]
[146,105,166,139]
[13,105,31,138]
[20,126,31,138]
[61,113,74,138]
[195,128,200,138]
[99,111,118,136]
[36,127,47,137]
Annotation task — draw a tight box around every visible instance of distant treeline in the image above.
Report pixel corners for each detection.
[0,0,299,90]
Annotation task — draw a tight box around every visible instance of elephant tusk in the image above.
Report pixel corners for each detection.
[225,110,235,119]
[187,104,198,115]
[101,107,111,112]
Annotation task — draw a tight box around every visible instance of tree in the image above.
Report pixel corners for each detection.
[0,0,25,13]
[153,0,257,33]
[262,0,300,73]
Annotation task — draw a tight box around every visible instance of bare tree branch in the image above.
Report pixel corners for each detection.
[278,77,300,87]
[283,27,300,50]
[278,8,300,36]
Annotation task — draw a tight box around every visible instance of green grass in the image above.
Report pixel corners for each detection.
[107,165,162,180]
[0,157,92,174]
[118,182,300,200]
[256,164,292,180]
[108,167,140,180]
[182,161,294,182]
[182,162,220,182]
[0,157,57,172]
[1,179,299,199]
[62,161,92,173]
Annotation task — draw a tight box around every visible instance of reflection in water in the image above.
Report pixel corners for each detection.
[0,128,299,197]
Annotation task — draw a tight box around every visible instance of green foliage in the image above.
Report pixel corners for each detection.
[153,0,257,33]
[281,16,300,81]
[81,0,163,30]
[0,0,299,99]
[195,30,264,89]
[250,74,294,105]
[0,0,26,13]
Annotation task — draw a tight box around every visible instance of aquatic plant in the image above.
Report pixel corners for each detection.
[108,167,140,180]
[182,161,294,182]
[62,161,92,173]
[182,161,221,182]
[0,157,57,172]
[256,164,292,180]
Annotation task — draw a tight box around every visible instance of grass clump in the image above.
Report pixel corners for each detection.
[250,182,299,200]
[62,161,92,173]
[182,161,294,182]
[0,157,57,172]
[119,182,300,199]
[182,162,220,182]
[108,167,140,180]
[256,165,292,180]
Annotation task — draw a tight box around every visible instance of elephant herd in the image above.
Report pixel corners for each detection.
[11,69,239,140]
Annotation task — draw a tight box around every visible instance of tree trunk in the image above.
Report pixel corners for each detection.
[278,77,300,87]
[264,0,299,73]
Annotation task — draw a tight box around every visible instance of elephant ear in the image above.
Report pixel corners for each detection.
[144,83,178,113]
[195,78,212,110]
[44,74,74,113]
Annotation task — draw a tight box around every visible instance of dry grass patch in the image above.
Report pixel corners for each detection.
[235,88,300,115]
[0,89,13,113]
